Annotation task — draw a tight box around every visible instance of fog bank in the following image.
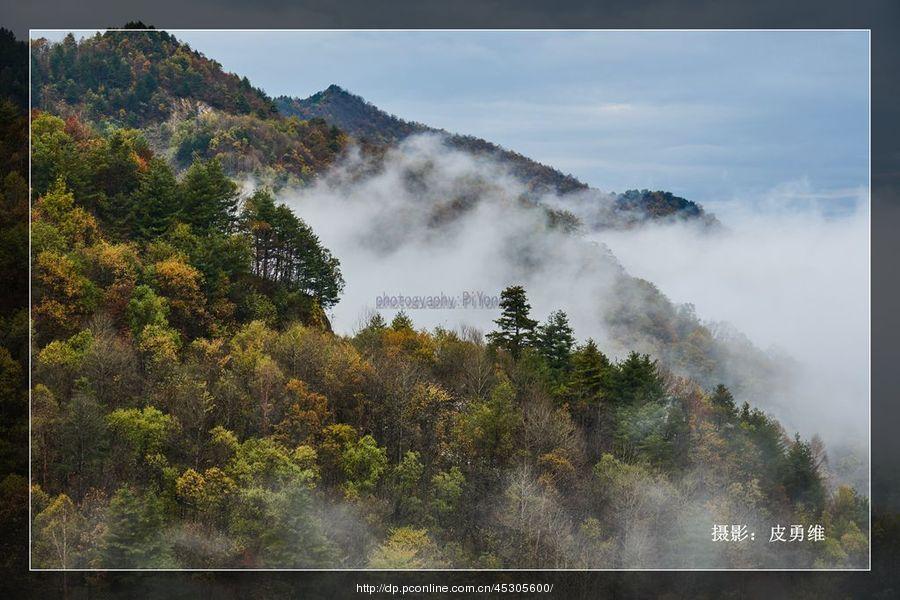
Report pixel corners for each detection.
[597,188,869,444]
[279,134,869,452]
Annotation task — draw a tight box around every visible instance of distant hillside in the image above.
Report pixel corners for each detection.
[31,26,346,182]
[277,85,717,227]
[277,85,588,195]
[611,189,720,228]
[31,25,276,125]
[31,27,716,223]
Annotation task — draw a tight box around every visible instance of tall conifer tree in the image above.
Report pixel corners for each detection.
[487,285,537,359]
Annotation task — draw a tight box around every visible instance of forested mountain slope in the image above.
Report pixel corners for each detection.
[28,28,732,393]
[277,85,719,228]
[278,84,587,195]
[31,26,346,183]
[23,28,868,570]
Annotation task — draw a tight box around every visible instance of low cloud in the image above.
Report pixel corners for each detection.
[596,182,869,445]
[279,134,868,458]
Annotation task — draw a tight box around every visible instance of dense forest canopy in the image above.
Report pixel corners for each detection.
[31,27,277,124]
[31,27,347,184]
[20,29,868,569]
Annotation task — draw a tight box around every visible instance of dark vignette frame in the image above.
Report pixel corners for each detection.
[2,0,898,597]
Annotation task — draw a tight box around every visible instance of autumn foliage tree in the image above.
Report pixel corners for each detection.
[24,30,868,572]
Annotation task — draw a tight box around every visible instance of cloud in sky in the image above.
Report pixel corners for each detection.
[597,182,869,442]
[167,29,869,208]
[23,28,872,491]
[33,28,870,444]
[277,135,868,449]
[35,29,869,209]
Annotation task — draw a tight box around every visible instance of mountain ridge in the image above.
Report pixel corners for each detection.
[277,84,718,228]
[31,26,716,228]
[278,84,589,196]
[29,29,346,183]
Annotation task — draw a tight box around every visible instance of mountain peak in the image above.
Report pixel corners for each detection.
[276,89,713,223]
[307,84,363,105]
[276,88,589,195]
[296,85,374,116]
[32,28,278,126]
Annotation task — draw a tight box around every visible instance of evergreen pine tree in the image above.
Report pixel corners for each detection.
[536,309,576,372]
[782,434,826,513]
[97,130,143,237]
[241,188,278,278]
[486,285,537,359]
[132,157,179,239]
[101,486,172,568]
[613,351,663,404]
[179,158,238,234]
[391,311,413,331]
[365,312,387,331]
[261,482,337,567]
[567,339,611,404]
[709,383,737,423]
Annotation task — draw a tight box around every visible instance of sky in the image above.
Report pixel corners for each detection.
[39,30,869,211]
[181,30,869,210]
[34,29,870,446]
